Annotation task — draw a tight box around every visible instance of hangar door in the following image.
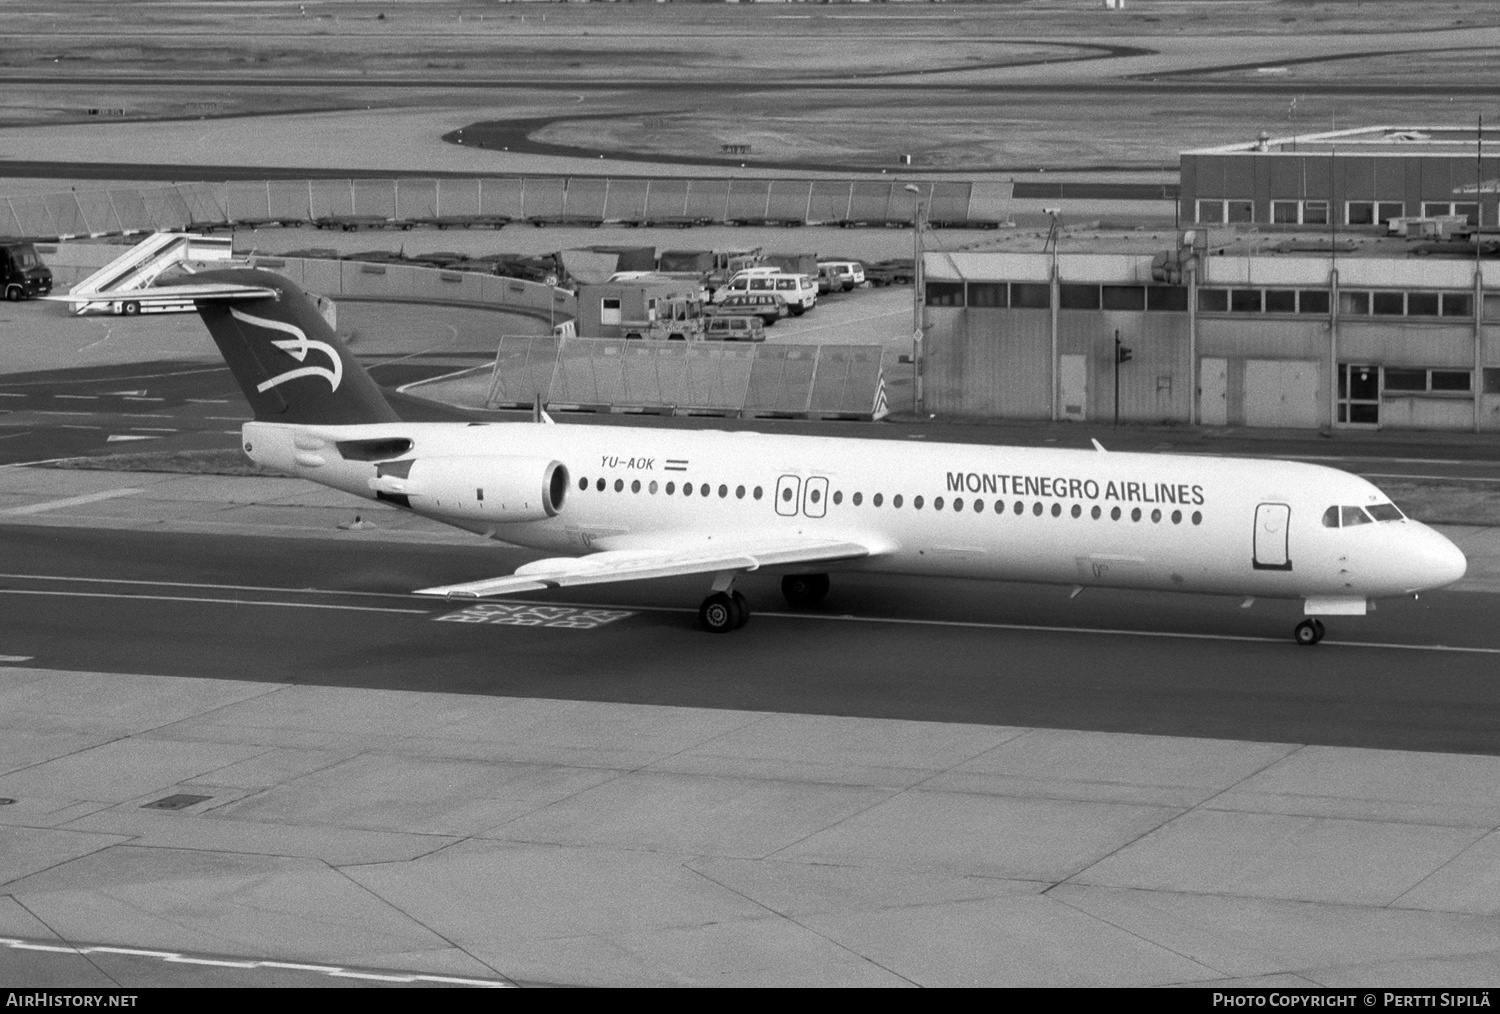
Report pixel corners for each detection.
[1244,360,1319,429]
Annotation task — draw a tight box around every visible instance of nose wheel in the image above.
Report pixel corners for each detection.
[700,590,749,633]
[1294,619,1326,646]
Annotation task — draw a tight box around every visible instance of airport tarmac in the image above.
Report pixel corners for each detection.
[1,465,1500,987]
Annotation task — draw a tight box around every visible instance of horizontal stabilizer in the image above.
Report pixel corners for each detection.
[46,283,279,305]
[415,538,872,599]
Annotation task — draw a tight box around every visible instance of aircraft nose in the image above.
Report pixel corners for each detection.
[1413,524,1467,590]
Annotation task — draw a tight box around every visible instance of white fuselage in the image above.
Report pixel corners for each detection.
[243,420,1467,605]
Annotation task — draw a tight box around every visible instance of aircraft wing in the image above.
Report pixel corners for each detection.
[414,537,873,599]
[45,283,279,304]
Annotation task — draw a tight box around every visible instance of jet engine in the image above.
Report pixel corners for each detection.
[368,455,568,521]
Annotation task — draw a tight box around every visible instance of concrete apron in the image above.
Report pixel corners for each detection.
[0,671,1499,987]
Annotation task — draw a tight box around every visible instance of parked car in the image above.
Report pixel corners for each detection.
[704,315,766,342]
[713,272,817,314]
[818,260,865,292]
[865,258,915,286]
[709,292,788,325]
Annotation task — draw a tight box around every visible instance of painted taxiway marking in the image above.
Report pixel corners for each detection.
[437,603,634,629]
[0,655,33,663]
[0,588,430,614]
[0,574,1491,654]
[4,488,142,515]
[768,611,1500,654]
[186,398,230,404]
[1359,471,1500,484]
[0,937,510,987]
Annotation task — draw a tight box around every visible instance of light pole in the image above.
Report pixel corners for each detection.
[905,183,925,415]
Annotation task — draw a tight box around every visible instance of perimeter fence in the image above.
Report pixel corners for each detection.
[481,336,888,420]
[2,178,1014,239]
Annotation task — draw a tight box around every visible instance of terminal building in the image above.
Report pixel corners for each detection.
[921,126,1500,433]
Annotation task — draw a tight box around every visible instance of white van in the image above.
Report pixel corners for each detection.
[713,272,818,314]
[817,260,865,292]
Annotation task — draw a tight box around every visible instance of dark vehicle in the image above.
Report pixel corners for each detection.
[708,292,787,325]
[865,258,915,287]
[704,315,766,342]
[1,242,52,301]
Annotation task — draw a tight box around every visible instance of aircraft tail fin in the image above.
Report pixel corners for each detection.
[188,267,399,425]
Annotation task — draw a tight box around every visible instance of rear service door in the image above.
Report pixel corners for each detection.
[1253,502,1292,571]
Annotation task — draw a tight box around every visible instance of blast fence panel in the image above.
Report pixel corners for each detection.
[601,178,649,223]
[643,178,690,223]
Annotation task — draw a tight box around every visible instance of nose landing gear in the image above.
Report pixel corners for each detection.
[1294,618,1326,646]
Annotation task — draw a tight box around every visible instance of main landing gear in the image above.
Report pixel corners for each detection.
[698,573,833,632]
[699,589,749,634]
[1294,618,1326,646]
[780,573,830,610]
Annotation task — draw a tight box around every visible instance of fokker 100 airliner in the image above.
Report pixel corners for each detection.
[70,268,1467,643]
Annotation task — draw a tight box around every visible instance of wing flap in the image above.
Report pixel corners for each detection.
[415,539,871,599]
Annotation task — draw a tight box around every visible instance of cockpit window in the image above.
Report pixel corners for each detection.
[1367,503,1405,522]
[1321,506,1339,528]
[1341,506,1372,527]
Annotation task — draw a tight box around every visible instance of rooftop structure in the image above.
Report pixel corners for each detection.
[1180,126,1500,230]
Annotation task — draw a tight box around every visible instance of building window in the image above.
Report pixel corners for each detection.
[1431,370,1472,392]
[1385,368,1472,394]
[1378,202,1404,224]
[967,282,1007,307]
[600,297,622,325]
[1059,284,1099,310]
[1011,282,1051,309]
[1485,368,1500,394]
[1272,200,1300,225]
[1226,200,1254,223]
[1384,368,1427,392]
[1340,291,1370,315]
[1372,291,1404,315]
[1422,202,1480,225]
[1441,292,1473,317]
[925,281,965,307]
[1264,289,1296,313]
[1347,201,1375,226]
[1147,286,1188,312]
[1299,290,1331,314]
[1101,285,1145,311]
[1230,288,1262,312]
[1406,292,1440,316]
[1198,288,1228,312]
[1304,201,1329,225]
[1197,200,1224,224]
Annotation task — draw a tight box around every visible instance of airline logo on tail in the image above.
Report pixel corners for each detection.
[230,307,343,393]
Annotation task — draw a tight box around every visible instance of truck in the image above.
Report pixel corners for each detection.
[1,241,53,301]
